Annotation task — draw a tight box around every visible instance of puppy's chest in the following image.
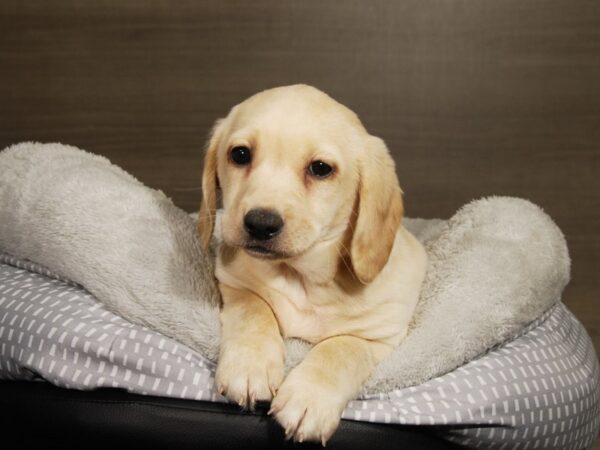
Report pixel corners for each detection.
[262,273,343,343]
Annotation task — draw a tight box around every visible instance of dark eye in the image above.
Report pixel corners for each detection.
[230,146,252,166]
[308,160,334,178]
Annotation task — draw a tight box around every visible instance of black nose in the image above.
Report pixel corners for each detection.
[244,209,284,241]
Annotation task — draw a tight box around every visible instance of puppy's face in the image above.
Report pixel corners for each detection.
[200,85,404,283]
[215,86,362,260]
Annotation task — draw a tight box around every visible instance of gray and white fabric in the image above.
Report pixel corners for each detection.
[0,143,574,393]
[1,143,598,448]
[1,253,598,450]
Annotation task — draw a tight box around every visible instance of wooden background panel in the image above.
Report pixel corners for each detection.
[1,1,599,362]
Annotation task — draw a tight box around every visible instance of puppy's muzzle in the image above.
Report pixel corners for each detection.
[244,208,284,241]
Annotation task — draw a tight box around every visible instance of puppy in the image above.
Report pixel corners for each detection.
[198,85,427,444]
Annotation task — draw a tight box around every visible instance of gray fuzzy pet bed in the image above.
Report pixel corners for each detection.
[0,142,599,449]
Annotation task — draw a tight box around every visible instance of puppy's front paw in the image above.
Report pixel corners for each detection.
[269,372,347,445]
[215,341,284,410]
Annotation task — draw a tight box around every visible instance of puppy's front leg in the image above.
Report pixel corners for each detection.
[270,335,392,445]
[216,284,285,409]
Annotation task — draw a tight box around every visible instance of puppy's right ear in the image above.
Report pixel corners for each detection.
[198,119,225,249]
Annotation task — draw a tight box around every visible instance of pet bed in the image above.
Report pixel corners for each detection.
[0,142,598,449]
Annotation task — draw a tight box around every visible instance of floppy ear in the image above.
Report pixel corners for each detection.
[350,136,404,284]
[198,119,224,249]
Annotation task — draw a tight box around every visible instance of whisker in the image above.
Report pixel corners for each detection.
[335,241,357,282]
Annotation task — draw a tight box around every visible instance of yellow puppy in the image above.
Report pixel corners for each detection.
[199,85,427,444]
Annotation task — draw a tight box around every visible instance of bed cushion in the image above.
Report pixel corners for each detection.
[0,142,572,392]
[1,142,599,448]
[1,254,598,449]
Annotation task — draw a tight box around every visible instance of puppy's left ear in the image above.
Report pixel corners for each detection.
[350,136,404,284]
[198,119,225,249]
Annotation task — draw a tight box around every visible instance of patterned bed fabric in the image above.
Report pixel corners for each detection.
[0,254,599,450]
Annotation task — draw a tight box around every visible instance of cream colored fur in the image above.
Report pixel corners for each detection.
[199,85,428,444]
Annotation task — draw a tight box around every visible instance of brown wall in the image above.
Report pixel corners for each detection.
[1,1,599,353]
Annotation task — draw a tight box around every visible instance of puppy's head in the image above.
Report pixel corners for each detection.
[199,85,403,284]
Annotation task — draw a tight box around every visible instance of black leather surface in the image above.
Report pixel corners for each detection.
[0,381,464,449]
